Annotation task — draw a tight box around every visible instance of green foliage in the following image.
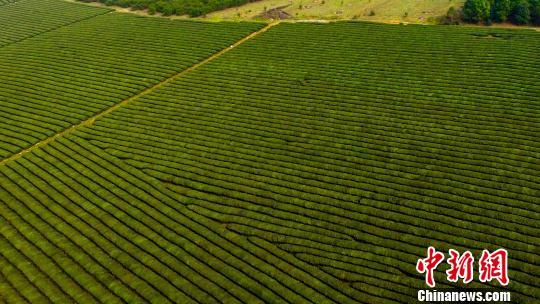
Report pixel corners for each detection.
[463,0,540,24]
[491,0,512,22]
[0,8,264,159]
[1,2,540,303]
[68,22,540,303]
[510,0,531,24]
[463,0,491,23]
[532,0,540,24]
[0,0,111,48]
[86,0,255,16]
[440,6,462,24]
[157,1,174,16]
[147,2,156,14]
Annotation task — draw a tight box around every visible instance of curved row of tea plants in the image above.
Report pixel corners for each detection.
[1,5,539,304]
[0,135,366,303]
[72,22,540,303]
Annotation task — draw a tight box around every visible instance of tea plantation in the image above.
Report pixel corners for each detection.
[0,0,539,303]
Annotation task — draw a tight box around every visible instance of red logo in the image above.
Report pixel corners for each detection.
[479,249,509,286]
[416,246,445,288]
[417,247,509,287]
[446,249,474,284]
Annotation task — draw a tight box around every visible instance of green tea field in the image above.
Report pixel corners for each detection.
[0,0,539,303]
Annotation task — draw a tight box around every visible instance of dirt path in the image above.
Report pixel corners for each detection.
[0,21,279,166]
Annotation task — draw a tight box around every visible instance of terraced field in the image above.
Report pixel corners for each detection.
[1,0,539,303]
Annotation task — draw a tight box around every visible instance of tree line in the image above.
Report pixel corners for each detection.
[460,0,540,25]
[82,0,254,17]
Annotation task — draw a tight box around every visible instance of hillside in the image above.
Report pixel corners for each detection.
[206,0,465,23]
[74,0,466,23]
[1,0,539,303]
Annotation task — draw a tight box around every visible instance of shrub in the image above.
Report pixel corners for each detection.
[463,0,491,23]
[147,3,156,14]
[441,6,462,24]
[530,0,540,24]
[491,0,512,22]
[509,0,531,24]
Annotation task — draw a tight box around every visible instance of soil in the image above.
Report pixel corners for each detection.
[259,5,292,20]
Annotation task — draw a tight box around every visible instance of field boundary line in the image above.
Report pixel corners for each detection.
[0,21,279,166]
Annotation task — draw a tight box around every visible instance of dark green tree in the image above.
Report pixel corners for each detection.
[463,0,491,23]
[156,1,174,16]
[441,6,463,24]
[491,0,512,22]
[147,2,156,14]
[510,0,531,24]
[531,0,540,24]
